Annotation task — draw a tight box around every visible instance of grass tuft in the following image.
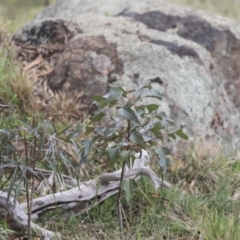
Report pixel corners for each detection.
[37,151,240,239]
[0,29,34,114]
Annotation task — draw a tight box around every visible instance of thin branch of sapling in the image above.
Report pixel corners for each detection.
[117,119,131,239]
[120,199,130,233]
[24,136,32,239]
[29,136,37,234]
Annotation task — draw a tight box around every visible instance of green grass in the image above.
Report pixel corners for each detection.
[0,45,22,106]
[31,152,240,240]
[0,226,14,240]
[0,32,34,117]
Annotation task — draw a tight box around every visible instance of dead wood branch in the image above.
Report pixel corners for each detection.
[0,150,171,239]
[0,192,61,240]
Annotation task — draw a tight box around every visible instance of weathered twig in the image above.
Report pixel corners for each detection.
[99,167,171,189]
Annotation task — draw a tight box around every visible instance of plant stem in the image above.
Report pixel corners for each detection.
[117,119,130,239]
[24,137,32,240]
[28,137,37,238]
[117,161,125,239]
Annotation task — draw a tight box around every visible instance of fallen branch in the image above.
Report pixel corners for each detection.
[0,150,171,239]
[0,192,61,240]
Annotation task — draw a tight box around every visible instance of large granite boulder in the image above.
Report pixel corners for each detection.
[37,0,240,109]
[13,0,240,151]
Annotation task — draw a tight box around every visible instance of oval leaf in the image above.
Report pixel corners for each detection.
[118,107,139,123]
[149,88,164,100]
[129,130,145,146]
[120,150,134,168]
[90,111,106,123]
[145,104,159,113]
[174,129,188,140]
[93,95,106,102]
[107,147,119,161]
[121,178,138,204]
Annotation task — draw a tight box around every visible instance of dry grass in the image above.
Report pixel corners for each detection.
[37,147,240,240]
[0,21,89,123]
[0,27,34,115]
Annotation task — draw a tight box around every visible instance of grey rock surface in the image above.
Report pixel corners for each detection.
[38,0,240,110]
[13,0,240,151]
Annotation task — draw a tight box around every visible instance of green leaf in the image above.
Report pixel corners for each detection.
[93,95,106,102]
[80,151,87,164]
[135,107,145,118]
[83,138,93,156]
[149,123,162,134]
[103,128,115,137]
[116,86,128,94]
[145,104,159,113]
[66,124,84,139]
[103,123,120,137]
[120,150,132,168]
[165,158,172,167]
[133,88,149,101]
[157,157,171,171]
[56,126,71,137]
[123,101,134,109]
[158,158,167,172]
[161,147,171,155]
[142,117,151,127]
[142,133,155,142]
[86,127,95,135]
[106,94,120,102]
[156,111,175,127]
[79,138,92,164]
[99,100,108,108]
[90,111,106,123]
[108,99,118,107]
[107,147,119,161]
[7,164,19,204]
[174,129,188,140]
[106,87,123,101]
[129,130,145,146]
[0,161,18,169]
[109,87,124,94]
[151,146,171,173]
[118,107,139,123]
[121,178,138,204]
[18,165,29,184]
[168,133,176,140]
[95,126,105,134]
[149,88,164,100]
[92,134,102,142]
